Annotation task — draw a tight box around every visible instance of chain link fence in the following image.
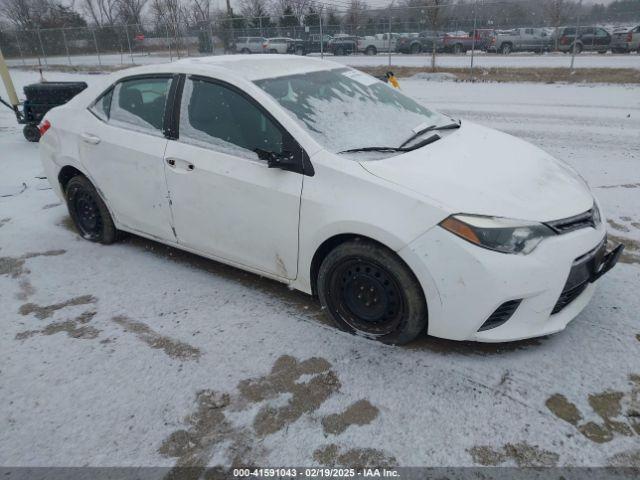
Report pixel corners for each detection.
[0,2,639,76]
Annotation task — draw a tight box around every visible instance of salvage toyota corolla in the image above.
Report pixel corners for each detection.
[39,56,623,344]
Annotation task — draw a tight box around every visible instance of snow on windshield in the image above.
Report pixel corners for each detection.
[255,68,446,155]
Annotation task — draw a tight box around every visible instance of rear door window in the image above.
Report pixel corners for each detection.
[109,77,172,135]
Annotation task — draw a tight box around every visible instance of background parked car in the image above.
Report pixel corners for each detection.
[397,31,442,54]
[287,34,332,55]
[556,26,611,54]
[610,25,640,53]
[234,37,268,54]
[487,28,553,54]
[327,35,360,55]
[358,33,398,55]
[265,38,294,54]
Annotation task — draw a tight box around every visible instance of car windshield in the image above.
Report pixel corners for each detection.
[254,68,447,156]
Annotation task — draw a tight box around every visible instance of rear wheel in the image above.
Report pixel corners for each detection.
[453,43,463,54]
[365,46,377,55]
[335,46,345,56]
[295,46,304,55]
[317,239,427,345]
[500,43,512,54]
[241,48,251,54]
[410,43,421,54]
[573,43,583,54]
[65,175,117,244]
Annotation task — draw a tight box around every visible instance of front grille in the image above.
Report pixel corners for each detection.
[545,207,598,234]
[478,299,522,332]
[552,239,606,314]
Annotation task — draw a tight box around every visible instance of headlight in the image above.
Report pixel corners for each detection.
[592,202,602,227]
[440,214,555,255]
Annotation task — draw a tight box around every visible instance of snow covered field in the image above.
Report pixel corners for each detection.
[4,50,640,70]
[1,69,639,470]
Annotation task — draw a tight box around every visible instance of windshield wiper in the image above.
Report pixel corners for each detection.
[338,146,409,154]
[399,120,461,149]
[338,133,443,155]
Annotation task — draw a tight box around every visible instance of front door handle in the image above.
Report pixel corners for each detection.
[81,133,101,145]
[165,157,194,171]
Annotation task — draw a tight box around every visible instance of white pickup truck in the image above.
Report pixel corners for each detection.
[358,33,398,55]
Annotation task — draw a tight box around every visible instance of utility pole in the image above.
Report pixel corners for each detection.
[470,0,478,80]
[319,6,324,59]
[570,0,582,71]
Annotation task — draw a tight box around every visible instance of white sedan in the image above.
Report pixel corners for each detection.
[39,56,623,344]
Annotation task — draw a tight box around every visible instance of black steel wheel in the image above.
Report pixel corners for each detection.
[318,239,427,345]
[65,175,117,244]
[23,124,41,142]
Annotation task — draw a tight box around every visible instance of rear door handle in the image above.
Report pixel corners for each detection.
[80,133,101,145]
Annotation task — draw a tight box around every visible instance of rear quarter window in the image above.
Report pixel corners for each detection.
[89,88,113,121]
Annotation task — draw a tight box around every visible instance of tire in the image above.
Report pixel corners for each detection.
[295,46,304,56]
[453,43,463,54]
[410,43,421,54]
[573,43,583,54]
[23,124,40,142]
[335,46,344,56]
[365,46,377,55]
[241,48,251,54]
[598,49,607,54]
[269,49,278,54]
[65,175,117,244]
[500,43,512,54]
[317,239,428,345]
[23,82,87,105]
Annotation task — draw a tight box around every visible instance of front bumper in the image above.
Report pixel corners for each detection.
[398,221,620,342]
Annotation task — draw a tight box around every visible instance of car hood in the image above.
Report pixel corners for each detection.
[359,122,593,222]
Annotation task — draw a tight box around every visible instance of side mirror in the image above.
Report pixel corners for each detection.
[255,148,301,173]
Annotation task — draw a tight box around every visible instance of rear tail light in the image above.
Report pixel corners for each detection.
[38,119,51,137]
[263,43,267,48]
[491,37,496,45]
[627,32,633,42]
[560,36,568,45]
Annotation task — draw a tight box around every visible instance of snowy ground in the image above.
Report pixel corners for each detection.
[4,50,640,70]
[1,69,640,471]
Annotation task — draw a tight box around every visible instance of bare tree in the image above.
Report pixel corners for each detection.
[271,0,310,25]
[423,0,450,71]
[543,0,570,50]
[116,0,147,25]
[189,0,211,24]
[79,0,118,26]
[344,0,367,33]
[0,0,49,28]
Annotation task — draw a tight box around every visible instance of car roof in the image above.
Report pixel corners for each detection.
[117,55,342,82]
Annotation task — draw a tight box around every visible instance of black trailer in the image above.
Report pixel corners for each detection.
[22,82,88,141]
[1,81,88,142]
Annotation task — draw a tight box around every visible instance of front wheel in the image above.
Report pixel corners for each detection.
[66,175,117,244]
[295,46,304,55]
[318,239,428,345]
